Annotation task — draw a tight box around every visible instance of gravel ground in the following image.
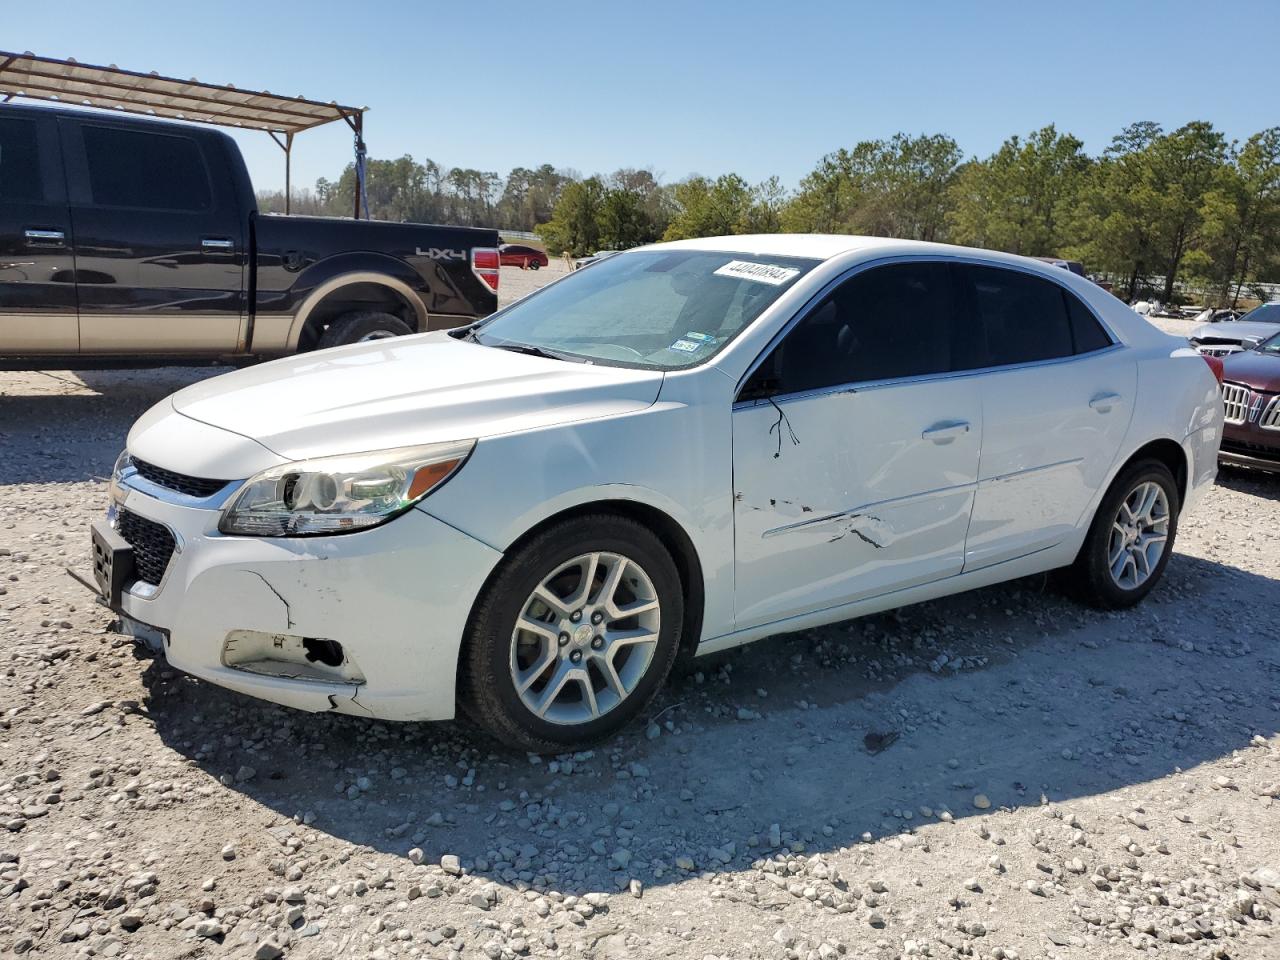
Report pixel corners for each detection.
[1,271,1278,960]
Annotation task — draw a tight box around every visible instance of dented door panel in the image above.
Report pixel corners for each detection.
[731,378,982,629]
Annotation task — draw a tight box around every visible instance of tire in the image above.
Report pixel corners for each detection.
[528,260,540,271]
[317,310,414,349]
[1068,458,1180,610]
[460,514,684,753]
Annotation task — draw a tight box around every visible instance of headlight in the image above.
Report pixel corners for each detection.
[109,449,134,508]
[218,440,474,537]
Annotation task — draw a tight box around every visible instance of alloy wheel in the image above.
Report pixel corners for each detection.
[509,551,661,726]
[1107,480,1170,590]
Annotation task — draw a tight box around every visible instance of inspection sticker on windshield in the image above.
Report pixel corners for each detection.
[669,339,702,353]
[714,260,801,285]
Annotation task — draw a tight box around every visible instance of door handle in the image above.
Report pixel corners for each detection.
[24,228,66,245]
[922,420,971,444]
[201,238,234,251]
[1089,392,1123,413]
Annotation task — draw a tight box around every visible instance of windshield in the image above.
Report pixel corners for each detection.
[1237,303,1280,324]
[1258,331,1280,353]
[473,249,819,369]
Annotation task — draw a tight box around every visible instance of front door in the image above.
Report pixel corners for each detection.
[0,111,78,354]
[60,118,244,354]
[732,261,984,629]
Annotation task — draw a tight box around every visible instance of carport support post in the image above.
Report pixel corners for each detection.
[268,131,293,215]
[285,133,293,215]
[353,112,364,220]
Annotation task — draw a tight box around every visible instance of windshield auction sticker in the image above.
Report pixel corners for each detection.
[713,260,801,285]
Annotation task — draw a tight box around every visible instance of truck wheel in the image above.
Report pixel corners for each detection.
[318,311,414,349]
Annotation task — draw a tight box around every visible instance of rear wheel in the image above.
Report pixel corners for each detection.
[460,515,683,753]
[317,310,413,349]
[1069,459,1180,609]
[528,260,541,271]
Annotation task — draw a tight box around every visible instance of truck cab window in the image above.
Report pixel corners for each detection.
[82,125,212,211]
[0,117,42,202]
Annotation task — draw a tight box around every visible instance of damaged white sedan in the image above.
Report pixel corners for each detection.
[93,236,1222,752]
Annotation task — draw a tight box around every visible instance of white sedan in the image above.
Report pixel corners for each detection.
[93,236,1223,752]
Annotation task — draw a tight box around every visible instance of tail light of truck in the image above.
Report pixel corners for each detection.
[1201,353,1224,385]
[472,248,500,292]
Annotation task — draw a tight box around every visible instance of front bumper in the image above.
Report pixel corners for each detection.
[107,479,503,721]
[1220,422,1280,474]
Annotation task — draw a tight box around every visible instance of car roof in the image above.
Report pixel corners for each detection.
[647,233,1080,273]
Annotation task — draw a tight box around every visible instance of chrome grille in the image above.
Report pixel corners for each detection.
[116,510,176,586]
[1261,396,1280,431]
[1221,383,1250,425]
[1197,345,1243,357]
[131,458,230,499]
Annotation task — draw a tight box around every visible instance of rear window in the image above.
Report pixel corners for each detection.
[82,125,212,211]
[1066,292,1113,353]
[964,265,1075,366]
[0,117,42,203]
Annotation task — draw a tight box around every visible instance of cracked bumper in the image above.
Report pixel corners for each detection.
[113,487,503,721]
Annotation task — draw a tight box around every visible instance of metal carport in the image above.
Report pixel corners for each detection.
[0,50,369,217]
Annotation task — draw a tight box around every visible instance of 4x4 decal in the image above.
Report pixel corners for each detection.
[416,247,466,261]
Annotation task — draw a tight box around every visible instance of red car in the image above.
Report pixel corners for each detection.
[1218,330,1280,473]
[499,243,549,270]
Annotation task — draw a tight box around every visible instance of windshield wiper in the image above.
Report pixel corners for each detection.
[490,341,581,362]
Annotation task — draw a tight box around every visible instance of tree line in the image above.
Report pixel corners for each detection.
[257,120,1280,305]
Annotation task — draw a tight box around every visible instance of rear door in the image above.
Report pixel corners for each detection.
[60,118,245,354]
[0,111,78,353]
[732,261,984,628]
[958,264,1135,569]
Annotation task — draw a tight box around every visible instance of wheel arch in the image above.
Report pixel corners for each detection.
[287,271,428,352]
[1119,437,1189,508]
[467,498,706,666]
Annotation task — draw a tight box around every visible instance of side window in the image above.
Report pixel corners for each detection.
[964,265,1074,366]
[1066,291,1113,353]
[0,117,43,203]
[81,125,211,211]
[748,262,966,398]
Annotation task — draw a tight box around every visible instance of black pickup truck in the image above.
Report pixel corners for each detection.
[0,103,499,368]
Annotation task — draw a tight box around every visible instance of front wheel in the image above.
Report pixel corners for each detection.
[528,260,541,271]
[1068,459,1180,609]
[459,515,683,753]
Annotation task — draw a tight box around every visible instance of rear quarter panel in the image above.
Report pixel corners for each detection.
[252,217,498,351]
[1129,347,1222,512]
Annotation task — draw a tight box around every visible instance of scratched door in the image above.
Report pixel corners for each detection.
[730,260,984,630]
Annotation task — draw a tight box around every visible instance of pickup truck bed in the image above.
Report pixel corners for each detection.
[0,103,499,368]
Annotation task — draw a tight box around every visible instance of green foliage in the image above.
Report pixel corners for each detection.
[662,174,783,240]
[258,119,1280,296]
[781,133,961,240]
[947,125,1090,255]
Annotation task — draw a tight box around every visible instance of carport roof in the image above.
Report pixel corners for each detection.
[0,50,366,135]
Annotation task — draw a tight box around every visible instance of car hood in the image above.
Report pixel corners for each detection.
[1222,350,1280,392]
[168,333,665,462]
[1189,320,1279,344]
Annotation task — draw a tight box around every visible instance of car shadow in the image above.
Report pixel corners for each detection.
[137,551,1280,896]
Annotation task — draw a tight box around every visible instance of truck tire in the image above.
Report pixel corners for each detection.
[317,311,414,349]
